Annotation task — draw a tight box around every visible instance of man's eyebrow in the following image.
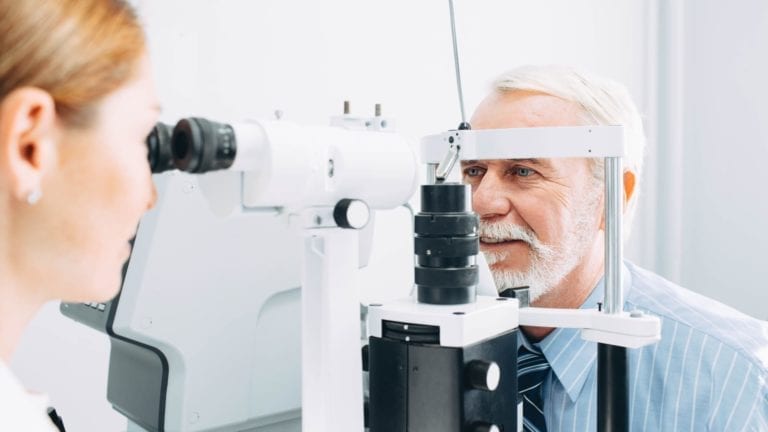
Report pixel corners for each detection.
[507,158,551,168]
[460,158,552,168]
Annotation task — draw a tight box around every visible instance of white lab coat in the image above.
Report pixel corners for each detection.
[0,360,58,431]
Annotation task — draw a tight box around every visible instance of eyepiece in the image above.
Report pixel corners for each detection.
[171,117,237,174]
[414,183,479,305]
[146,122,175,173]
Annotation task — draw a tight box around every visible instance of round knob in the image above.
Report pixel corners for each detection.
[469,422,500,432]
[466,360,500,392]
[333,199,370,229]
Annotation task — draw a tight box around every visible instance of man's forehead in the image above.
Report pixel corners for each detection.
[470,91,585,130]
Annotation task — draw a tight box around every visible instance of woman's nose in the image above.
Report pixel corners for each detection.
[146,181,157,211]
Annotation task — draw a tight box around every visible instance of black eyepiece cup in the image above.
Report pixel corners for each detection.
[147,122,175,173]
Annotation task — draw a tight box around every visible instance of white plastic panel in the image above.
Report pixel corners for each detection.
[368,295,519,348]
[421,125,625,163]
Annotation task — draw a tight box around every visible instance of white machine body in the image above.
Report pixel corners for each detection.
[221,119,418,212]
[114,172,303,432]
[368,296,519,348]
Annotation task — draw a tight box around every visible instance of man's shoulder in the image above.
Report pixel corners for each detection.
[624,261,768,373]
[623,262,768,430]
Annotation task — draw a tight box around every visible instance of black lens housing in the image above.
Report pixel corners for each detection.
[171,117,237,174]
[147,122,175,173]
[414,183,479,305]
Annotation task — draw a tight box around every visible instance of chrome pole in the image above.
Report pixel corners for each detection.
[598,156,628,432]
[604,156,623,313]
[426,163,439,185]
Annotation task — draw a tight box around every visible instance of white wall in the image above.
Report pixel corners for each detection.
[634,0,768,320]
[668,0,768,319]
[11,1,651,431]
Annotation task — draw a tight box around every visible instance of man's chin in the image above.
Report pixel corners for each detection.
[489,268,553,302]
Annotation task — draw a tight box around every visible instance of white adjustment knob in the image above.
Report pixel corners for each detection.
[333,199,370,229]
[466,360,501,392]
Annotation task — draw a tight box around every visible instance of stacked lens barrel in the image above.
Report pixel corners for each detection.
[414,183,479,305]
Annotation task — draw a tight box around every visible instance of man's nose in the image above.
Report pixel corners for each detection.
[472,172,512,219]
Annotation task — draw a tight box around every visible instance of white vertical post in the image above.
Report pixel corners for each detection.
[301,228,364,432]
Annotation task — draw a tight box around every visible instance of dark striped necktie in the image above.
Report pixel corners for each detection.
[518,343,551,432]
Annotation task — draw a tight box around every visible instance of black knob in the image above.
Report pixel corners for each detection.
[466,360,500,392]
[333,199,370,229]
[362,344,369,372]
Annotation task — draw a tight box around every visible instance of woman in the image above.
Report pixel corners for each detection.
[0,0,159,429]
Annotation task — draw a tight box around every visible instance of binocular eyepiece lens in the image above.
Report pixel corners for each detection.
[145,118,238,174]
[147,122,174,174]
[171,118,237,174]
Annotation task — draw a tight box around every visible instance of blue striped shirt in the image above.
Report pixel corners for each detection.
[521,261,768,431]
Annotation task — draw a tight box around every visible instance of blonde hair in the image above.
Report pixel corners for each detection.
[493,65,646,238]
[0,0,145,127]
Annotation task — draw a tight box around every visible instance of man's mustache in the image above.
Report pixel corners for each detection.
[478,221,537,245]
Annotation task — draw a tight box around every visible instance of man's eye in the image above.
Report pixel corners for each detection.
[514,167,535,177]
[464,167,485,177]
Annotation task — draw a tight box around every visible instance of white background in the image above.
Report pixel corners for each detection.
[10,1,767,431]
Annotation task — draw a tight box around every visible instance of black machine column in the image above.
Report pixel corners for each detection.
[598,344,629,431]
[368,183,519,432]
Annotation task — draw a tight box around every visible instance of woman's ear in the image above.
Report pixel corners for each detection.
[0,87,58,203]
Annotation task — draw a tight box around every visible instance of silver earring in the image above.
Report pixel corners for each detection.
[26,188,42,205]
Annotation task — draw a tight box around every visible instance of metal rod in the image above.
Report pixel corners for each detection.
[426,163,439,185]
[448,0,467,125]
[435,144,460,183]
[598,344,629,432]
[598,156,628,432]
[604,157,623,313]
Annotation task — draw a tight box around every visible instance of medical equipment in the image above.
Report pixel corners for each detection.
[61,1,661,429]
[63,105,418,431]
[364,124,661,432]
[65,111,661,432]
[364,1,659,429]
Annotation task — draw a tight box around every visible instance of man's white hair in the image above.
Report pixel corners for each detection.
[492,65,646,239]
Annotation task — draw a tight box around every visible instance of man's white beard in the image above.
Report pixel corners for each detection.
[479,190,601,303]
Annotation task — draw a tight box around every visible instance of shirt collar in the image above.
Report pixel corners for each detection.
[522,262,633,402]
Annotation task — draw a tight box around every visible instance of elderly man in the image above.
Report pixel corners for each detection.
[463,65,768,431]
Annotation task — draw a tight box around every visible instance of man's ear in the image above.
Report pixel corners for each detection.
[623,169,636,209]
[598,169,637,232]
[0,87,58,202]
